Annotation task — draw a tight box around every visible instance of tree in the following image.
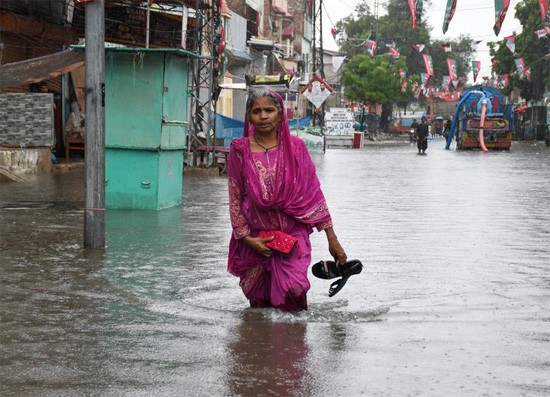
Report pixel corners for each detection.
[342,54,410,130]
[489,0,550,101]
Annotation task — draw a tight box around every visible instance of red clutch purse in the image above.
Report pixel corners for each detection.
[258,230,298,254]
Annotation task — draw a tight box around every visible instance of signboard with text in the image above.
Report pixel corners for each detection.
[325,108,354,135]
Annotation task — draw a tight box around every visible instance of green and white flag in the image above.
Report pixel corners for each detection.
[493,0,511,36]
[442,0,458,34]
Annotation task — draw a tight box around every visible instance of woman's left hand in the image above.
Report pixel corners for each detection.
[329,238,347,266]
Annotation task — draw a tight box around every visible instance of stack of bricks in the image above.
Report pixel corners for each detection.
[0,93,55,148]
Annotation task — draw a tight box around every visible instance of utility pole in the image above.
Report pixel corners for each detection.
[311,0,326,131]
[188,0,220,165]
[0,9,4,78]
[311,0,325,79]
[146,1,150,48]
[84,0,105,249]
[373,0,379,39]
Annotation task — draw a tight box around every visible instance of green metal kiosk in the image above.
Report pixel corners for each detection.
[104,48,194,210]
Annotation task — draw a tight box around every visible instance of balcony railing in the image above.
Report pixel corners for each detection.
[273,43,293,59]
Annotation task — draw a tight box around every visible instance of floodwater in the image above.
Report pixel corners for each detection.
[1,140,549,396]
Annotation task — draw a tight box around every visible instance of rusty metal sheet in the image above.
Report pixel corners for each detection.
[0,49,85,89]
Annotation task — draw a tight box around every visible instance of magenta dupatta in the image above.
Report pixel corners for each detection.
[226,91,332,286]
[233,90,330,222]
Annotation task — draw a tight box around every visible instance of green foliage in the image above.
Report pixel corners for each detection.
[342,54,409,105]
[488,0,550,101]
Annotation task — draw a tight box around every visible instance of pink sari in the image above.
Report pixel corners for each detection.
[227,91,332,311]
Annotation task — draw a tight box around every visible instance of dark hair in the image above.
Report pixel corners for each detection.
[245,89,282,121]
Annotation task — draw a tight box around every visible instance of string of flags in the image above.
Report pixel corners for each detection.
[324,0,550,100]
[441,0,513,35]
[439,0,550,35]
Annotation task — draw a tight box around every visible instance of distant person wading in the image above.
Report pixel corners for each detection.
[416,116,429,154]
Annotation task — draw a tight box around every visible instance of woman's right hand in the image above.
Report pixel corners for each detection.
[243,235,275,257]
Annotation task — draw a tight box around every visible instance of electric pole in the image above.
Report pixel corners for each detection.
[311,0,326,131]
[311,0,325,79]
[373,0,379,39]
[0,8,4,81]
[84,0,106,249]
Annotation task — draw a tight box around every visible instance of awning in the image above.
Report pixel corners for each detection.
[219,83,247,90]
[0,49,85,89]
[273,6,292,18]
[225,46,253,62]
[245,0,260,12]
[282,24,294,38]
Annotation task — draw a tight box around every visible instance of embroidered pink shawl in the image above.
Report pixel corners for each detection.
[236,90,329,221]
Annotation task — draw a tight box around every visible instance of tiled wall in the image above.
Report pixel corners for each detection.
[0,93,55,147]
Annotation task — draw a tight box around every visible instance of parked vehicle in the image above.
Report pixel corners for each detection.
[354,111,380,132]
[446,86,514,151]
[389,114,424,134]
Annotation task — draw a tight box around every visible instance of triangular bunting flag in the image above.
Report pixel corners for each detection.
[440,43,452,52]
[504,35,515,53]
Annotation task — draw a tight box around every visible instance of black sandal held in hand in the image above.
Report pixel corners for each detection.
[311,260,363,297]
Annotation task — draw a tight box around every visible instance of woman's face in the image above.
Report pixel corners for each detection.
[249,96,281,135]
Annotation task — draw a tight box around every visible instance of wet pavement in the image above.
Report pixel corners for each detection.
[1,140,549,396]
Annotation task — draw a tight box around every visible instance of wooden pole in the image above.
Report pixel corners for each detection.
[84,0,105,249]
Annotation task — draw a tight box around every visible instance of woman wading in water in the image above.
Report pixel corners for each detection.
[226,89,347,311]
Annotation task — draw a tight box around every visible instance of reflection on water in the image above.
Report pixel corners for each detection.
[1,141,549,395]
[227,310,311,396]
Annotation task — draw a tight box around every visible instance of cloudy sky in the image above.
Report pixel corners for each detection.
[322,0,523,80]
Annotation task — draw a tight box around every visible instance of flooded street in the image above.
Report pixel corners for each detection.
[1,140,549,396]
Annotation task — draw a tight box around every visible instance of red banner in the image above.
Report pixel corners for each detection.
[365,40,377,56]
[472,60,481,82]
[423,54,434,76]
[524,66,531,82]
[429,91,461,102]
[446,58,457,81]
[389,47,400,58]
[409,0,418,29]
[501,74,509,88]
[540,0,550,22]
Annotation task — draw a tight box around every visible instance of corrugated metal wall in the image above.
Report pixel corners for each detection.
[226,13,248,51]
